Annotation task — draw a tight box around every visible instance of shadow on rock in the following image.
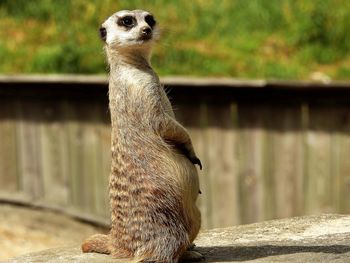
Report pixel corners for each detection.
[195,245,350,262]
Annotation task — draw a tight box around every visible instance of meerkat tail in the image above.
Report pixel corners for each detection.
[81,234,111,254]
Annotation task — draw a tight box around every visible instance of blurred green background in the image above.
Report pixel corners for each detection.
[1,0,350,79]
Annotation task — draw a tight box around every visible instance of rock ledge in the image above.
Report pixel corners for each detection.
[6,214,350,262]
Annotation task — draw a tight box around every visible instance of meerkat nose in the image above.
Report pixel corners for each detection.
[141,26,152,36]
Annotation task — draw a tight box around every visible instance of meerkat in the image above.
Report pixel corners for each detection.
[81,10,203,262]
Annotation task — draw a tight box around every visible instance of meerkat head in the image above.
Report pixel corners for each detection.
[100,10,158,61]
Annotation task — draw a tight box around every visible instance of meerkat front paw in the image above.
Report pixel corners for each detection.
[187,243,196,250]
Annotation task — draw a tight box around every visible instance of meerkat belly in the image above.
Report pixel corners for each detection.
[110,127,199,208]
[109,130,194,250]
[113,128,193,180]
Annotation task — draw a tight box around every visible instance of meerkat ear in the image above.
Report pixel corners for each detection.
[99,26,107,42]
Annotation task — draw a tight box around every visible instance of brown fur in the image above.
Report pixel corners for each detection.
[82,10,202,262]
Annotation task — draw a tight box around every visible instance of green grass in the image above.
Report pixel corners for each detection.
[1,0,350,80]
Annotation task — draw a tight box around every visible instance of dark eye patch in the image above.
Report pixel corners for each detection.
[117,15,135,28]
[145,15,156,28]
[99,27,107,41]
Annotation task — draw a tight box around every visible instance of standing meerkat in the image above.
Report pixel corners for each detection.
[82,10,203,262]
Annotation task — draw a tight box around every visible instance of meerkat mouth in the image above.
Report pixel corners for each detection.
[138,35,152,41]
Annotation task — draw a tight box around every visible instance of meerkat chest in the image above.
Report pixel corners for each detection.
[109,69,162,123]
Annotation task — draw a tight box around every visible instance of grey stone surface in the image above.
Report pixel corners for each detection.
[6,214,350,262]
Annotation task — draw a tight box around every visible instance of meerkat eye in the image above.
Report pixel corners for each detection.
[145,15,156,28]
[121,16,135,27]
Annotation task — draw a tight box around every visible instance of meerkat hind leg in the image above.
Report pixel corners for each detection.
[81,234,111,254]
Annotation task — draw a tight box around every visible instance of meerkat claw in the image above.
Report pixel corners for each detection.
[191,157,202,170]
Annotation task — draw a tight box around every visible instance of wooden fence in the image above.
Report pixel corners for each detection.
[0,75,350,229]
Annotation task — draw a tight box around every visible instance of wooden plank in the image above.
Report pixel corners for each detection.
[329,107,350,213]
[81,109,100,215]
[260,109,276,221]
[205,102,240,227]
[39,100,69,206]
[304,106,335,214]
[269,105,303,218]
[2,79,350,228]
[0,99,19,192]
[64,101,105,215]
[299,103,309,215]
[63,101,85,211]
[237,105,265,223]
[15,99,43,200]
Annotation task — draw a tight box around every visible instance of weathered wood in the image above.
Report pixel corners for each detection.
[65,102,100,214]
[39,100,69,205]
[270,106,303,218]
[206,102,239,227]
[16,99,43,200]
[260,107,276,220]
[63,101,85,211]
[88,103,108,217]
[1,76,350,228]
[0,99,18,192]
[305,106,335,214]
[329,107,350,213]
[237,105,265,223]
[81,104,100,214]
